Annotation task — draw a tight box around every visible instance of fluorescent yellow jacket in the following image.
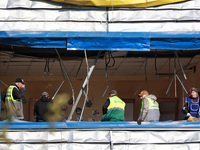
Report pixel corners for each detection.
[102,96,126,121]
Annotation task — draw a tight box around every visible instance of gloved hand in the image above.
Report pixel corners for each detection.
[137,119,142,125]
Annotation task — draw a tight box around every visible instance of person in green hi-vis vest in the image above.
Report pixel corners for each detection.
[137,90,160,125]
[5,78,26,120]
[101,90,126,122]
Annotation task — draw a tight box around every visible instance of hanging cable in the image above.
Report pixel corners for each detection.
[102,52,110,97]
[175,51,187,80]
[54,49,75,104]
[52,51,66,100]
[44,57,50,74]
[102,52,116,97]
[115,52,128,70]
[183,57,194,70]
[74,58,83,77]
[145,58,148,91]
[107,52,115,68]
[154,52,158,76]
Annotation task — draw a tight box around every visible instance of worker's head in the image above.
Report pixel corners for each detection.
[109,90,117,97]
[15,78,25,88]
[138,90,149,99]
[41,91,49,98]
[190,87,199,98]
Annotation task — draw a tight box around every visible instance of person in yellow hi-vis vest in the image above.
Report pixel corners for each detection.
[5,78,26,120]
[137,90,160,125]
[101,90,126,121]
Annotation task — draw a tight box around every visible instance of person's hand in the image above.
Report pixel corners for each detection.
[21,84,25,88]
[137,119,142,125]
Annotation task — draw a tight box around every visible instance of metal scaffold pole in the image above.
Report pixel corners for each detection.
[67,51,101,121]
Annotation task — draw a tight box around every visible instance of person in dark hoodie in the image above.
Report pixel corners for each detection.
[34,91,52,122]
[5,78,26,120]
[137,90,160,125]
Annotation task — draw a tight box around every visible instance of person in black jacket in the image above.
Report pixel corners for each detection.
[34,92,52,122]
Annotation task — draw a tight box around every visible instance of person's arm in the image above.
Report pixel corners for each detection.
[185,98,191,117]
[12,87,25,100]
[137,99,149,125]
[141,98,149,121]
[102,99,110,115]
[34,102,38,118]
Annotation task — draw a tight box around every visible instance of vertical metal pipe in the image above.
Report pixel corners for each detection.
[182,75,185,107]
[54,49,75,103]
[79,88,88,121]
[166,77,174,95]
[0,80,7,115]
[176,75,188,94]
[67,51,101,121]
[144,58,148,91]
[175,51,187,80]
[79,50,89,121]
[168,57,170,96]
[52,80,65,100]
[174,53,177,97]
[102,52,109,98]
[0,80,8,87]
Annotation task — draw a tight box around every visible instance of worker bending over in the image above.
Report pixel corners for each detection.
[101,90,126,122]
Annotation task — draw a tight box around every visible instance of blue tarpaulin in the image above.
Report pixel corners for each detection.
[0,31,200,51]
[0,120,200,129]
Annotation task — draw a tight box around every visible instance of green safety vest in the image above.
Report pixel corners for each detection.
[141,97,159,110]
[5,85,21,102]
[107,96,125,111]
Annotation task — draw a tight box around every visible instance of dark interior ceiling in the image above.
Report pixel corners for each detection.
[1,43,200,77]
